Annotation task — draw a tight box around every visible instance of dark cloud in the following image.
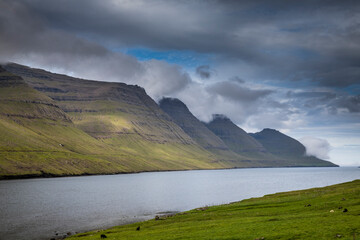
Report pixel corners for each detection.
[7,0,358,88]
[0,0,359,136]
[196,65,212,79]
[0,0,192,100]
[207,81,273,102]
[335,95,360,113]
[285,90,360,121]
[229,76,245,84]
[287,91,337,105]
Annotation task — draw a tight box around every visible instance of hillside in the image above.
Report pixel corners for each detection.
[0,66,119,177]
[250,128,338,167]
[0,64,229,178]
[69,180,360,240]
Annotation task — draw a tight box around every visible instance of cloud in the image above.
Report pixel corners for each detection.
[137,60,191,100]
[174,80,295,131]
[207,81,273,102]
[335,95,360,113]
[299,137,332,159]
[196,65,212,79]
[9,0,359,88]
[229,76,245,84]
[0,0,359,133]
[0,0,190,100]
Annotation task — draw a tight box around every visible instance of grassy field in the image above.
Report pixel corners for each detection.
[69,180,360,240]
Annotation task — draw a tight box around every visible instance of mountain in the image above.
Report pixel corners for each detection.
[0,63,337,178]
[159,98,249,165]
[250,128,338,167]
[205,114,267,154]
[0,66,118,177]
[159,98,228,150]
[204,114,278,162]
[0,64,230,178]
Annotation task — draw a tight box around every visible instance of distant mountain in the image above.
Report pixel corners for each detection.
[205,114,276,162]
[159,98,229,150]
[205,114,266,153]
[250,129,338,167]
[159,98,246,165]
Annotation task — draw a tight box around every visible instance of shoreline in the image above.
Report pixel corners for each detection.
[0,165,340,181]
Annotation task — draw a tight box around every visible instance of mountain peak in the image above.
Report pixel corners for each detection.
[205,114,270,157]
[211,114,231,122]
[260,128,280,133]
[159,97,189,110]
[159,97,232,151]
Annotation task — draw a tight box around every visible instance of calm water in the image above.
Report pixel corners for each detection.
[0,167,359,240]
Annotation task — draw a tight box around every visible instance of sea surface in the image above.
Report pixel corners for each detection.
[0,167,359,240]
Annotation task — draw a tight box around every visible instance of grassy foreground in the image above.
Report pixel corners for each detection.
[69,180,360,240]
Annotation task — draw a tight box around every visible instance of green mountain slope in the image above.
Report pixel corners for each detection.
[0,66,119,177]
[0,64,230,178]
[250,128,338,167]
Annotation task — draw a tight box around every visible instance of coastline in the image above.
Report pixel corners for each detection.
[0,164,340,180]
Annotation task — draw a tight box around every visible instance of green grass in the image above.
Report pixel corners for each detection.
[68,180,360,240]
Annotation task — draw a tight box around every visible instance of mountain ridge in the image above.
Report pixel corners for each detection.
[0,63,337,178]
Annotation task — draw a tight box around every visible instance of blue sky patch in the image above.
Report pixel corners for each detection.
[118,47,215,70]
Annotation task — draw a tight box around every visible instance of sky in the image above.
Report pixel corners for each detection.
[0,0,359,166]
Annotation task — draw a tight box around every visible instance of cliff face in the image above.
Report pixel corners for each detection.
[250,129,338,167]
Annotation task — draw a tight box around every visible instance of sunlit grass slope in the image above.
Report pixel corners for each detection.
[69,180,360,240]
[0,65,233,178]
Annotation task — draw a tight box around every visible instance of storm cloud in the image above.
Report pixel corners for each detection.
[0,0,359,165]
[207,81,273,102]
[3,0,358,88]
[0,0,192,99]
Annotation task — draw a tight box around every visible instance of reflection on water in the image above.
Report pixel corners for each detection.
[0,167,359,240]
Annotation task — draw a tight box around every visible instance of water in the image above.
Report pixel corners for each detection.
[0,167,359,240]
